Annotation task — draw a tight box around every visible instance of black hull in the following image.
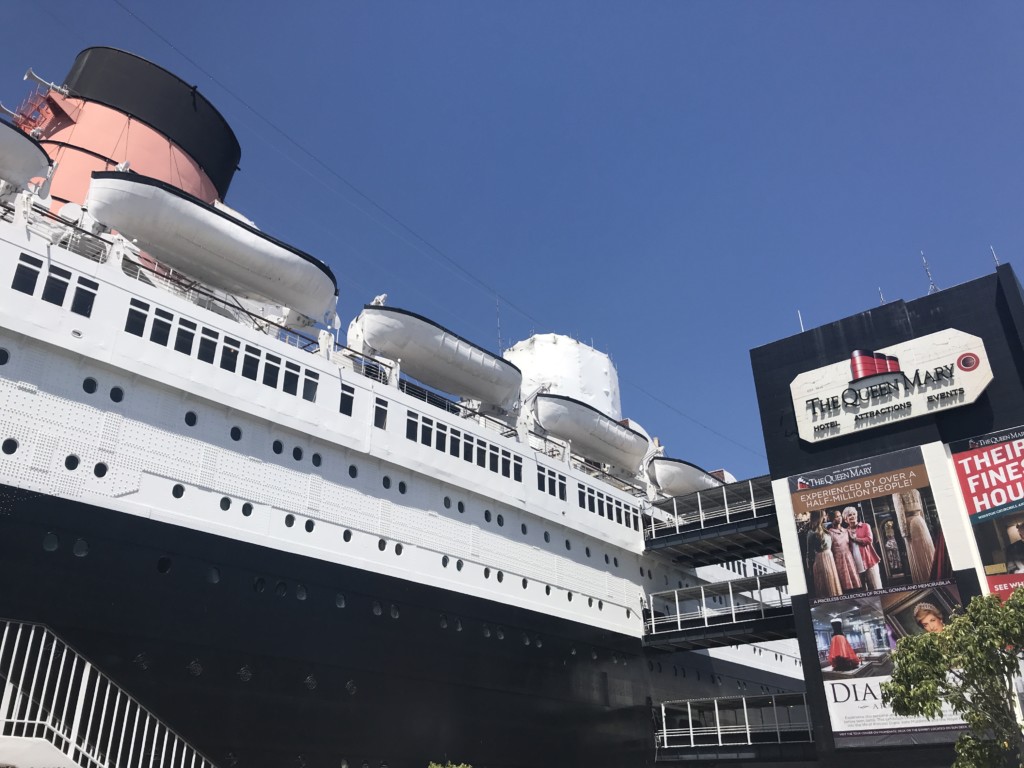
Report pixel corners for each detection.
[0,484,793,768]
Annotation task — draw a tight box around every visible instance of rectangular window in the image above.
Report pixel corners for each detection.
[537,468,546,493]
[421,416,433,447]
[489,445,499,473]
[501,450,511,478]
[70,277,98,317]
[435,423,447,453]
[339,383,354,415]
[41,265,72,306]
[12,254,43,295]
[587,489,595,513]
[150,308,172,346]
[476,444,486,468]
[198,328,218,363]
[578,485,586,508]
[283,362,300,396]
[174,318,196,355]
[373,398,388,429]
[242,345,260,380]
[262,354,280,388]
[125,298,149,336]
[558,477,566,501]
[462,434,474,463]
[449,428,461,458]
[302,371,319,402]
[597,496,605,518]
[406,411,419,441]
[513,457,523,483]
[221,337,240,372]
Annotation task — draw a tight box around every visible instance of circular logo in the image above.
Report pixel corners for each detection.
[957,352,981,372]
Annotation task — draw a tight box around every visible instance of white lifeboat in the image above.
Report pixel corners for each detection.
[534,393,649,471]
[348,305,522,410]
[84,172,338,325]
[0,118,50,191]
[648,457,723,497]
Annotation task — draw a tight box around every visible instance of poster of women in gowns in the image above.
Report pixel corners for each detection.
[789,447,963,742]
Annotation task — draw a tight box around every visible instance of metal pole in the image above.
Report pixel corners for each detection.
[66,661,91,761]
[661,703,668,748]
[687,701,695,748]
[675,590,682,631]
[701,586,708,626]
[749,479,756,517]
[723,485,730,523]
[729,581,736,623]
[673,497,680,534]
[773,695,781,743]
[714,698,722,746]
[742,696,751,744]
[698,492,704,528]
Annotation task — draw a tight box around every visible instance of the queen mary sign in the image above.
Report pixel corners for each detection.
[790,329,992,443]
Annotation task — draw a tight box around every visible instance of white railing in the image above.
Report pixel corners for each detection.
[0,619,217,768]
[646,572,792,635]
[655,693,812,749]
[646,475,776,540]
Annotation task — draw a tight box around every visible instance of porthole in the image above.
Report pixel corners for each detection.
[535,637,543,648]
[394,543,403,555]
[157,556,172,574]
[482,625,491,638]
[275,581,287,597]
[521,523,527,535]
[207,567,220,584]
[109,386,124,403]
[440,614,448,629]
[591,650,598,661]
[604,554,610,564]
[585,546,591,558]
[242,502,253,517]
[82,377,97,394]
[522,578,528,589]
[613,557,619,567]
[172,484,185,498]
[372,601,382,616]
[455,618,463,632]
[64,454,79,470]
[73,538,88,557]
[348,464,358,478]
[496,627,505,640]
[378,538,387,551]
[42,532,59,552]
[272,440,283,454]
[2,438,18,455]
[93,462,107,478]
[390,604,399,619]
[567,592,573,602]
[285,514,295,528]
[456,559,464,571]
[343,529,352,542]
[305,519,315,533]
[484,510,492,523]
[443,496,451,509]
[312,453,322,467]
[588,597,594,607]
[292,446,303,461]
[545,585,551,596]
[184,411,197,427]
[296,584,307,601]
[253,577,265,593]
[496,571,504,583]
[543,531,550,543]
[496,514,504,527]
[598,600,604,611]
[626,608,631,618]
[0,348,8,365]
[382,476,391,489]
[522,633,530,646]
[442,555,449,568]
[457,501,464,513]
[565,539,571,551]
[220,496,231,511]
[398,481,407,494]
[484,567,491,579]
[335,593,346,608]
[230,426,242,441]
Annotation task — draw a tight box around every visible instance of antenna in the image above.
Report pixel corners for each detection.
[878,287,886,305]
[921,251,938,294]
[797,310,805,332]
[23,68,69,97]
[495,295,503,353]
[0,102,17,120]
[991,245,1000,267]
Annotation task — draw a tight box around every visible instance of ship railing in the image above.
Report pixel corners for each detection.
[11,201,112,264]
[0,200,14,224]
[645,571,791,635]
[646,475,775,540]
[654,693,812,750]
[0,618,218,768]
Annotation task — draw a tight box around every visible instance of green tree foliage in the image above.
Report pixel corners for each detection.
[881,590,1024,768]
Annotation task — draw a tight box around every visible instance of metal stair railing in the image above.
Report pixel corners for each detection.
[0,618,217,768]
[655,693,812,751]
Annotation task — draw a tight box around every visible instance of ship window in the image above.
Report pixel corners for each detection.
[462,434,474,463]
[373,398,388,429]
[293,446,303,461]
[230,426,242,441]
[221,337,240,371]
[82,377,97,394]
[543,531,550,543]
[283,362,300,396]
[578,484,586,508]
[420,417,433,446]
[0,349,7,365]
[382,476,391,489]
[262,354,280,388]
[175,319,196,355]
[501,450,511,478]
[150,309,172,346]
[488,445,498,473]
[41,265,72,306]
[476,443,486,468]
[339,383,355,415]
[70,277,98,317]
[449,428,461,457]
[558,478,566,501]
[616,503,623,525]
[484,509,492,523]
[273,440,283,454]
[241,346,260,380]
[198,328,218,363]
[587,488,596,513]
[302,371,318,402]
[12,254,43,295]
[435,424,447,452]
[65,454,79,470]
[513,457,522,482]
[124,299,149,336]
[406,411,418,441]
[2,438,17,455]
[597,497,605,518]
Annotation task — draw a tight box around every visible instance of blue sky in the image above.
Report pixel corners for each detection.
[4,2,1023,480]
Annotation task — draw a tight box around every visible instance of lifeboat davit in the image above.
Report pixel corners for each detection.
[84,172,338,325]
[648,457,723,496]
[348,305,522,411]
[0,119,50,191]
[534,393,649,471]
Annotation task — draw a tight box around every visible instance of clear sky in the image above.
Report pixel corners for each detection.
[4,1,1023,481]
